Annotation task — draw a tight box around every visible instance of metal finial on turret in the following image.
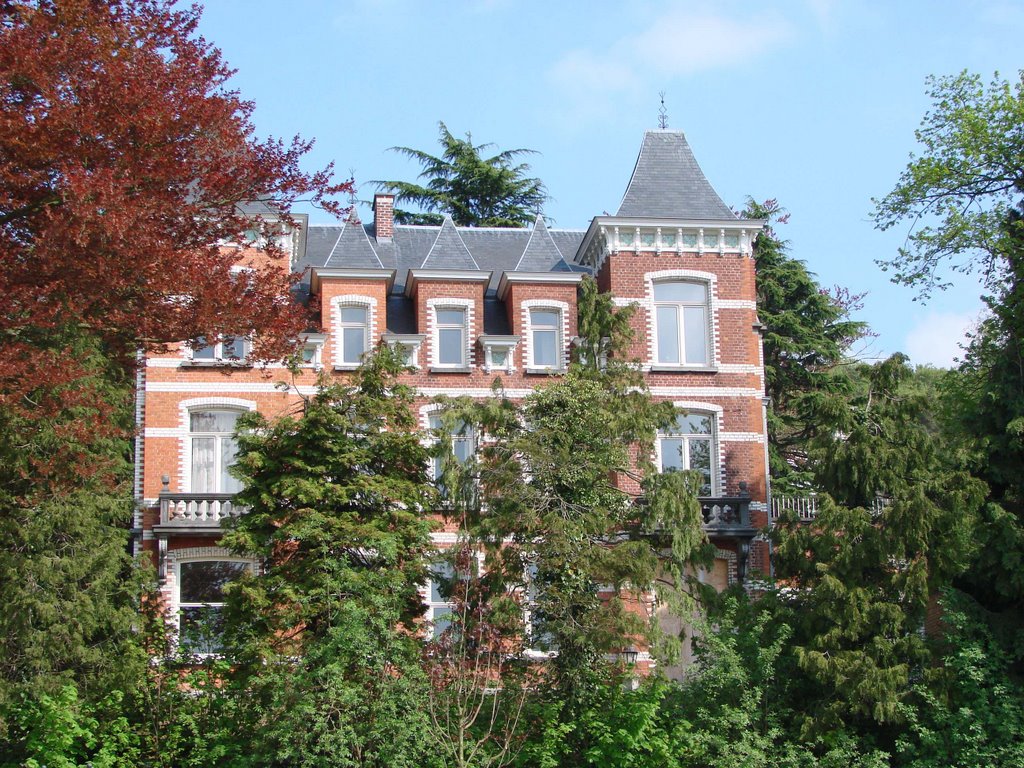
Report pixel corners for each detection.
[658,91,668,129]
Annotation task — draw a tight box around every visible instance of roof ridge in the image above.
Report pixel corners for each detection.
[324,228,344,267]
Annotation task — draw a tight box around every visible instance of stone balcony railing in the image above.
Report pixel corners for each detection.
[699,494,755,533]
[157,476,247,531]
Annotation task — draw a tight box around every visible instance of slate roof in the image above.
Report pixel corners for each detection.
[298,221,588,295]
[420,215,479,270]
[616,130,735,220]
[515,215,571,272]
[321,212,384,269]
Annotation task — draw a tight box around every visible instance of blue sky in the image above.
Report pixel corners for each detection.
[197,0,1024,367]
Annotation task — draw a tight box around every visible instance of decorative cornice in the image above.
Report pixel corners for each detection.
[404,269,492,298]
[310,267,395,293]
[496,271,584,300]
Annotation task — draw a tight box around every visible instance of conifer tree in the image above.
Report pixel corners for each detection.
[217,349,437,766]
[773,355,985,739]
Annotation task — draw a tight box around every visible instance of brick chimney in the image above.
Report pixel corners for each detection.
[373,194,394,243]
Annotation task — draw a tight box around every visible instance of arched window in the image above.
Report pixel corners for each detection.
[653,281,709,365]
[657,412,715,495]
[176,558,251,653]
[189,410,242,494]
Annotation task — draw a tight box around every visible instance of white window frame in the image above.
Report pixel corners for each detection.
[655,409,719,496]
[480,336,519,374]
[651,279,711,367]
[382,333,425,369]
[299,333,325,369]
[330,295,377,370]
[527,308,562,370]
[338,305,369,367]
[187,335,249,364]
[427,411,476,487]
[185,406,246,495]
[522,299,569,373]
[171,552,254,655]
[429,299,473,370]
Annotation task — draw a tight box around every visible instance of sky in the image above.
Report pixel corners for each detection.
[196,0,1024,368]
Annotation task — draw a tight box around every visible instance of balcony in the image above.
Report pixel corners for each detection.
[699,494,756,535]
[156,476,247,534]
[770,495,818,523]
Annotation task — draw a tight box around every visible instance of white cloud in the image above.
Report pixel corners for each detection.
[547,6,794,96]
[903,311,980,369]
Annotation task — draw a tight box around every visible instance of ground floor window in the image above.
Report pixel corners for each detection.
[177,559,250,653]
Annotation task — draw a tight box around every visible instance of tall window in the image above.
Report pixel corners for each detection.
[658,413,715,495]
[529,308,561,369]
[653,281,709,365]
[177,560,250,653]
[428,413,475,487]
[190,410,242,494]
[436,308,467,367]
[427,561,455,640]
[339,305,368,365]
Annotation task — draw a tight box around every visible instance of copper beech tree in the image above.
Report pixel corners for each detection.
[0,0,349,481]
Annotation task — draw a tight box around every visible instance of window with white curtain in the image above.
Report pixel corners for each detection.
[435,307,467,367]
[189,410,242,494]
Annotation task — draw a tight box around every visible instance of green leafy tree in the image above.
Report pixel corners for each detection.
[437,279,709,764]
[217,349,438,767]
[374,122,548,226]
[872,70,1024,297]
[773,355,985,740]
[896,590,1024,768]
[746,199,867,491]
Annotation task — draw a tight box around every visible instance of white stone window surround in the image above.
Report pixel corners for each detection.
[163,545,258,647]
[299,333,326,369]
[480,336,519,374]
[644,270,719,370]
[654,401,725,497]
[382,333,425,369]
[427,297,475,370]
[329,294,378,370]
[176,398,256,494]
[521,299,570,372]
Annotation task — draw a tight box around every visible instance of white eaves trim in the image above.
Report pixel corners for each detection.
[495,271,584,300]
[404,269,491,298]
[310,268,395,293]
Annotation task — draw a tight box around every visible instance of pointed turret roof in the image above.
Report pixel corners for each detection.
[616,130,735,220]
[322,210,384,268]
[515,215,570,272]
[420,215,479,270]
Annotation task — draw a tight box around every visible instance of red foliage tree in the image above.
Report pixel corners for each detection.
[0,0,349,483]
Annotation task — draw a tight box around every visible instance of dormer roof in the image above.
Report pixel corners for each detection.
[616,130,735,220]
[322,211,384,269]
[515,215,571,272]
[420,215,480,270]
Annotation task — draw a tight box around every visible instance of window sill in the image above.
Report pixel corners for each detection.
[649,365,717,374]
[429,366,473,374]
[333,364,361,371]
[524,367,566,375]
[182,360,252,369]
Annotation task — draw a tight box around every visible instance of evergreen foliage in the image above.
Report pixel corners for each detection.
[216,348,437,766]
[746,198,866,490]
[374,122,548,226]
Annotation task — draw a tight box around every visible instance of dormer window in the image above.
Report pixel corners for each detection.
[434,307,468,369]
[339,305,369,366]
[528,308,562,370]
